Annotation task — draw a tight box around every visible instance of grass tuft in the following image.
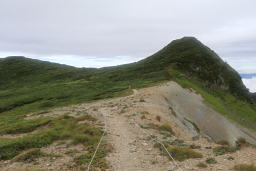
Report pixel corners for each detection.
[12,148,45,162]
[156,115,161,122]
[213,145,236,156]
[159,124,175,135]
[206,158,217,164]
[216,139,229,146]
[167,146,203,161]
[76,114,97,122]
[197,162,207,168]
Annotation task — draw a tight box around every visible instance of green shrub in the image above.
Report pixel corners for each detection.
[206,158,217,164]
[167,146,203,161]
[159,124,175,135]
[213,145,236,156]
[190,144,201,149]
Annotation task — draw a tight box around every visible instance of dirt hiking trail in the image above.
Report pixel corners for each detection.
[0,81,255,171]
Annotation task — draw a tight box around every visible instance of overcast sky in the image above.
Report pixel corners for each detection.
[0,0,256,91]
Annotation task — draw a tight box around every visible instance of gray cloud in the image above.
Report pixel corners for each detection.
[243,77,256,92]
[0,0,256,72]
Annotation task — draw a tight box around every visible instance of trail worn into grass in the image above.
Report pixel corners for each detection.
[101,107,172,171]
[0,81,256,171]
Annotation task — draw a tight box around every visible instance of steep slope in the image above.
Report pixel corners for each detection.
[100,37,250,101]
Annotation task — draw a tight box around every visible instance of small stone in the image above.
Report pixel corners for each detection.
[167,165,175,171]
[142,143,148,146]
[130,146,137,153]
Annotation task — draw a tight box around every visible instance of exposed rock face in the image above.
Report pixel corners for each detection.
[147,81,256,145]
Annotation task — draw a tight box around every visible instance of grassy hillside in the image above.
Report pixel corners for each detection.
[0,37,255,130]
[0,37,256,166]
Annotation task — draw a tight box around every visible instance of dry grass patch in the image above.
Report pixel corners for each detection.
[196,162,207,168]
[216,139,229,146]
[234,164,256,171]
[156,115,161,122]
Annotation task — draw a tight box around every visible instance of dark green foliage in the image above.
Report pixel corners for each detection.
[213,146,236,156]
[206,158,217,164]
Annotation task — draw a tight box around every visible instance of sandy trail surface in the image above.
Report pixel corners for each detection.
[0,81,256,171]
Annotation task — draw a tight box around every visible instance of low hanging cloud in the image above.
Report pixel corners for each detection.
[242,77,256,93]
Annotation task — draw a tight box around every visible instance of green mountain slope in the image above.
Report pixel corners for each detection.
[0,37,255,131]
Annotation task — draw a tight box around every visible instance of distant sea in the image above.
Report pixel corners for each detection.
[240,73,256,93]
